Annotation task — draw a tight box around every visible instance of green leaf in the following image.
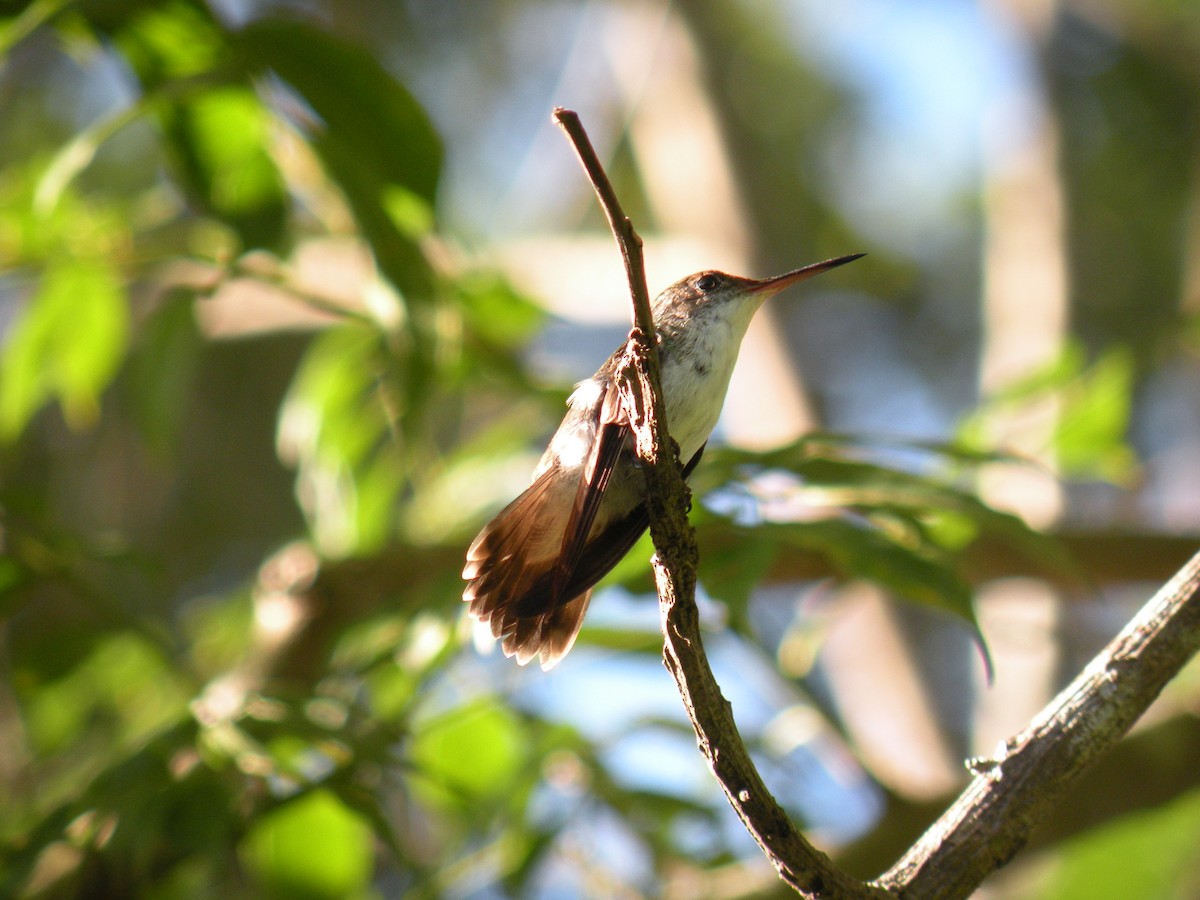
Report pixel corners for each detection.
[409,701,528,805]
[19,632,189,754]
[162,86,287,248]
[759,515,991,676]
[1040,785,1200,899]
[240,789,374,900]
[180,593,255,677]
[277,324,406,556]
[0,258,128,441]
[0,0,73,56]
[112,1,225,82]
[774,518,975,620]
[234,20,441,301]
[34,102,146,216]
[234,21,441,206]
[701,529,781,613]
[688,441,1056,671]
[957,342,1137,483]
[123,289,203,455]
[0,555,25,601]
[400,416,543,544]
[232,21,449,438]
[1054,347,1135,481]
[702,440,1068,578]
[456,271,547,349]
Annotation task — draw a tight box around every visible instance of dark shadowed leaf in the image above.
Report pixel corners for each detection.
[701,528,781,613]
[234,20,441,302]
[234,20,440,205]
[123,288,204,456]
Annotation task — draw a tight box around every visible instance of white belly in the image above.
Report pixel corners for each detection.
[660,328,741,461]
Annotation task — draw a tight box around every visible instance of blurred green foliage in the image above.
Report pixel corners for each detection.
[0,257,128,439]
[1032,786,1200,899]
[959,343,1137,484]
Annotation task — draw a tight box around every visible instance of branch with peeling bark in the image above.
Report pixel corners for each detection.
[549,106,1200,899]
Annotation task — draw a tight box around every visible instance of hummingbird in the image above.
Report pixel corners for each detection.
[462,253,863,669]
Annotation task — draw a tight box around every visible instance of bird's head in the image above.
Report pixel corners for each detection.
[652,253,864,331]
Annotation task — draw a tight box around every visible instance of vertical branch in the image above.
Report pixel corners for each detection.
[551,107,873,898]
[551,109,655,341]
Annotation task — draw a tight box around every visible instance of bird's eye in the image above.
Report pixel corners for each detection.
[696,274,720,292]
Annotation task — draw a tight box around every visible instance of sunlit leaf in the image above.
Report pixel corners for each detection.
[1054,347,1135,481]
[1039,785,1200,899]
[240,789,374,900]
[381,184,434,239]
[409,701,529,805]
[603,530,657,588]
[776,518,974,619]
[958,341,1137,483]
[794,430,1028,467]
[400,415,541,543]
[456,271,547,349]
[701,440,1068,573]
[361,665,418,722]
[113,1,225,81]
[278,323,405,556]
[19,632,189,754]
[0,258,128,441]
[163,86,287,248]
[686,440,1054,668]
[34,102,144,216]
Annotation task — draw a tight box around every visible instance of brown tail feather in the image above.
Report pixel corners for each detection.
[500,590,592,670]
[463,468,564,621]
[462,444,709,668]
[465,465,600,668]
[463,467,581,664]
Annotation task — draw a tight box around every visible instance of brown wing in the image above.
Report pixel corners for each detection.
[463,365,707,669]
[510,440,706,619]
[551,382,628,603]
[463,376,620,669]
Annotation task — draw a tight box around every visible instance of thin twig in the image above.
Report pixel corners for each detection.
[551,106,872,898]
[551,109,654,341]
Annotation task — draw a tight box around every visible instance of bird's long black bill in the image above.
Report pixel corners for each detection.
[748,252,866,296]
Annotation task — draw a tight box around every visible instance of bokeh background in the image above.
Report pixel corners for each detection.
[2,0,1199,896]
